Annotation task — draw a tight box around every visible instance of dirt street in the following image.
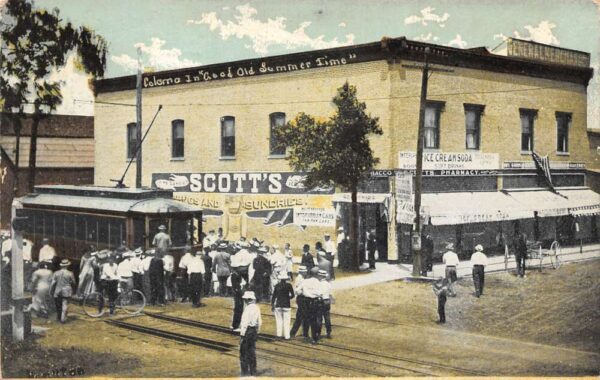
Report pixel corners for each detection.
[2,259,599,377]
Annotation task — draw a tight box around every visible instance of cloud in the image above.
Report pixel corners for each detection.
[404,6,449,27]
[48,54,94,116]
[338,22,346,27]
[413,33,439,42]
[188,3,355,55]
[110,38,200,72]
[447,34,467,48]
[493,21,560,45]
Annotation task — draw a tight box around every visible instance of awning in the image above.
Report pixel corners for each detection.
[420,192,531,225]
[508,189,600,218]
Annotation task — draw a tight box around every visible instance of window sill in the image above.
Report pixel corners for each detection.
[520,150,532,155]
[268,154,287,159]
[219,156,236,160]
[423,148,440,152]
[170,157,185,161]
[556,151,570,156]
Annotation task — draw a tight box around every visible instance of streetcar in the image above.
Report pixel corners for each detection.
[13,185,203,266]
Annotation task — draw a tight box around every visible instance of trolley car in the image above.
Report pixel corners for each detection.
[13,185,202,265]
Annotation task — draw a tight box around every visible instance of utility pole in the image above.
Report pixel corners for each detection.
[412,47,430,277]
[135,47,143,188]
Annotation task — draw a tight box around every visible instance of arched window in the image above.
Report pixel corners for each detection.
[172,119,184,158]
[221,116,235,157]
[269,112,286,156]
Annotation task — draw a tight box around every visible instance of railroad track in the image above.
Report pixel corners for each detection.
[142,311,487,376]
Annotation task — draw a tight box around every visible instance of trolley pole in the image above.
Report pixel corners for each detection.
[412,47,430,277]
[135,47,143,188]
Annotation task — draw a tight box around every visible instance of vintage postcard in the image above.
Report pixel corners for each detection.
[1,0,599,378]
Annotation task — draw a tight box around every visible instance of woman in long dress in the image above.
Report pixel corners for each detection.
[28,262,53,318]
[77,249,97,298]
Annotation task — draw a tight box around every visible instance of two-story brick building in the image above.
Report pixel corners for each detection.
[93,36,599,264]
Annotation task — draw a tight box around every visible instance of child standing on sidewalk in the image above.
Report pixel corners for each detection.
[432,278,450,324]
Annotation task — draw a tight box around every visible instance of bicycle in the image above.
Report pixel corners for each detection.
[545,240,562,269]
[82,283,146,317]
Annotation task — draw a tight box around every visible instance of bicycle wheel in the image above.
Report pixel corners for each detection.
[551,254,562,269]
[550,241,562,269]
[82,291,106,318]
[118,289,146,315]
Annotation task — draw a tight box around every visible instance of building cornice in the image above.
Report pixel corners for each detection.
[94,37,593,94]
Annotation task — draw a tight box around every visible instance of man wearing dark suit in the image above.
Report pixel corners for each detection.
[252,247,271,302]
[300,244,315,273]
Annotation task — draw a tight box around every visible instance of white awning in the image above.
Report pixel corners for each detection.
[420,192,531,225]
[508,189,600,218]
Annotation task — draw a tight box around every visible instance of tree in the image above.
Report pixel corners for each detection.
[0,0,107,192]
[273,82,383,271]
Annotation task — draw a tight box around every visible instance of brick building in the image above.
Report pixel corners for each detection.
[93,37,599,264]
[0,114,94,229]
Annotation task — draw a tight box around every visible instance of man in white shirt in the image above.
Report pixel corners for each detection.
[283,243,294,279]
[117,252,134,293]
[187,251,206,307]
[130,248,143,292]
[162,252,175,302]
[323,233,337,278]
[239,291,262,376]
[290,266,308,338]
[471,244,488,298]
[100,255,120,315]
[316,269,333,339]
[178,246,194,302]
[442,243,459,297]
[297,270,322,344]
[38,238,56,263]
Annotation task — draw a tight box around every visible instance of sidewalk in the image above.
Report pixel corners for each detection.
[332,243,600,290]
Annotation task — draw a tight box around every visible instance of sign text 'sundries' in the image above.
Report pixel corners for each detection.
[143,53,358,89]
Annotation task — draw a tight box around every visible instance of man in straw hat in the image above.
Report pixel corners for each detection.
[253,247,271,302]
[271,272,294,340]
[296,267,321,344]
[289,265,307,338]
[442,242,459,297]
[316,269,333,339]
[239,291,262,376]
[50,259,76,323]
[152,225,172,257]
[471,244,488,298]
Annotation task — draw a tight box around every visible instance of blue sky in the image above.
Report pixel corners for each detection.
[16,0,600,127]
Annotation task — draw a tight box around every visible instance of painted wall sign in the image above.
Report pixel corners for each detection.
[142,52,359,89]
[398,151,499,171]
[293,207,337,227]
[370,169,498,177]
[502,161,586,169]
[152,172,334,194]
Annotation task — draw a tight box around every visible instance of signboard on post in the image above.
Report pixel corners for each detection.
[395,171,412,203]
[293,207,336,227]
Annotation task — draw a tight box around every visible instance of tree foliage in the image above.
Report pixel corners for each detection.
[273,82,382,270]
[0,0,107,191]
[274,82,383,192]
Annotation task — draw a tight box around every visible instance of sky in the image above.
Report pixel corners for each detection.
[6,0,600,128]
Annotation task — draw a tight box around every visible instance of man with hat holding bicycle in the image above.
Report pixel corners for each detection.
[50,259,76,323]
[100,254,120,315]
[239,291,262,376]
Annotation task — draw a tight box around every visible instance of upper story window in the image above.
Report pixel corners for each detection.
[269,112,286,156]
[172,119,184,158]
[464,104,484,150]
[221,116,235,157]
[127,122,137,159]
[556,112,571,153]
[519,108,537,152]
[424,101,444,149]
